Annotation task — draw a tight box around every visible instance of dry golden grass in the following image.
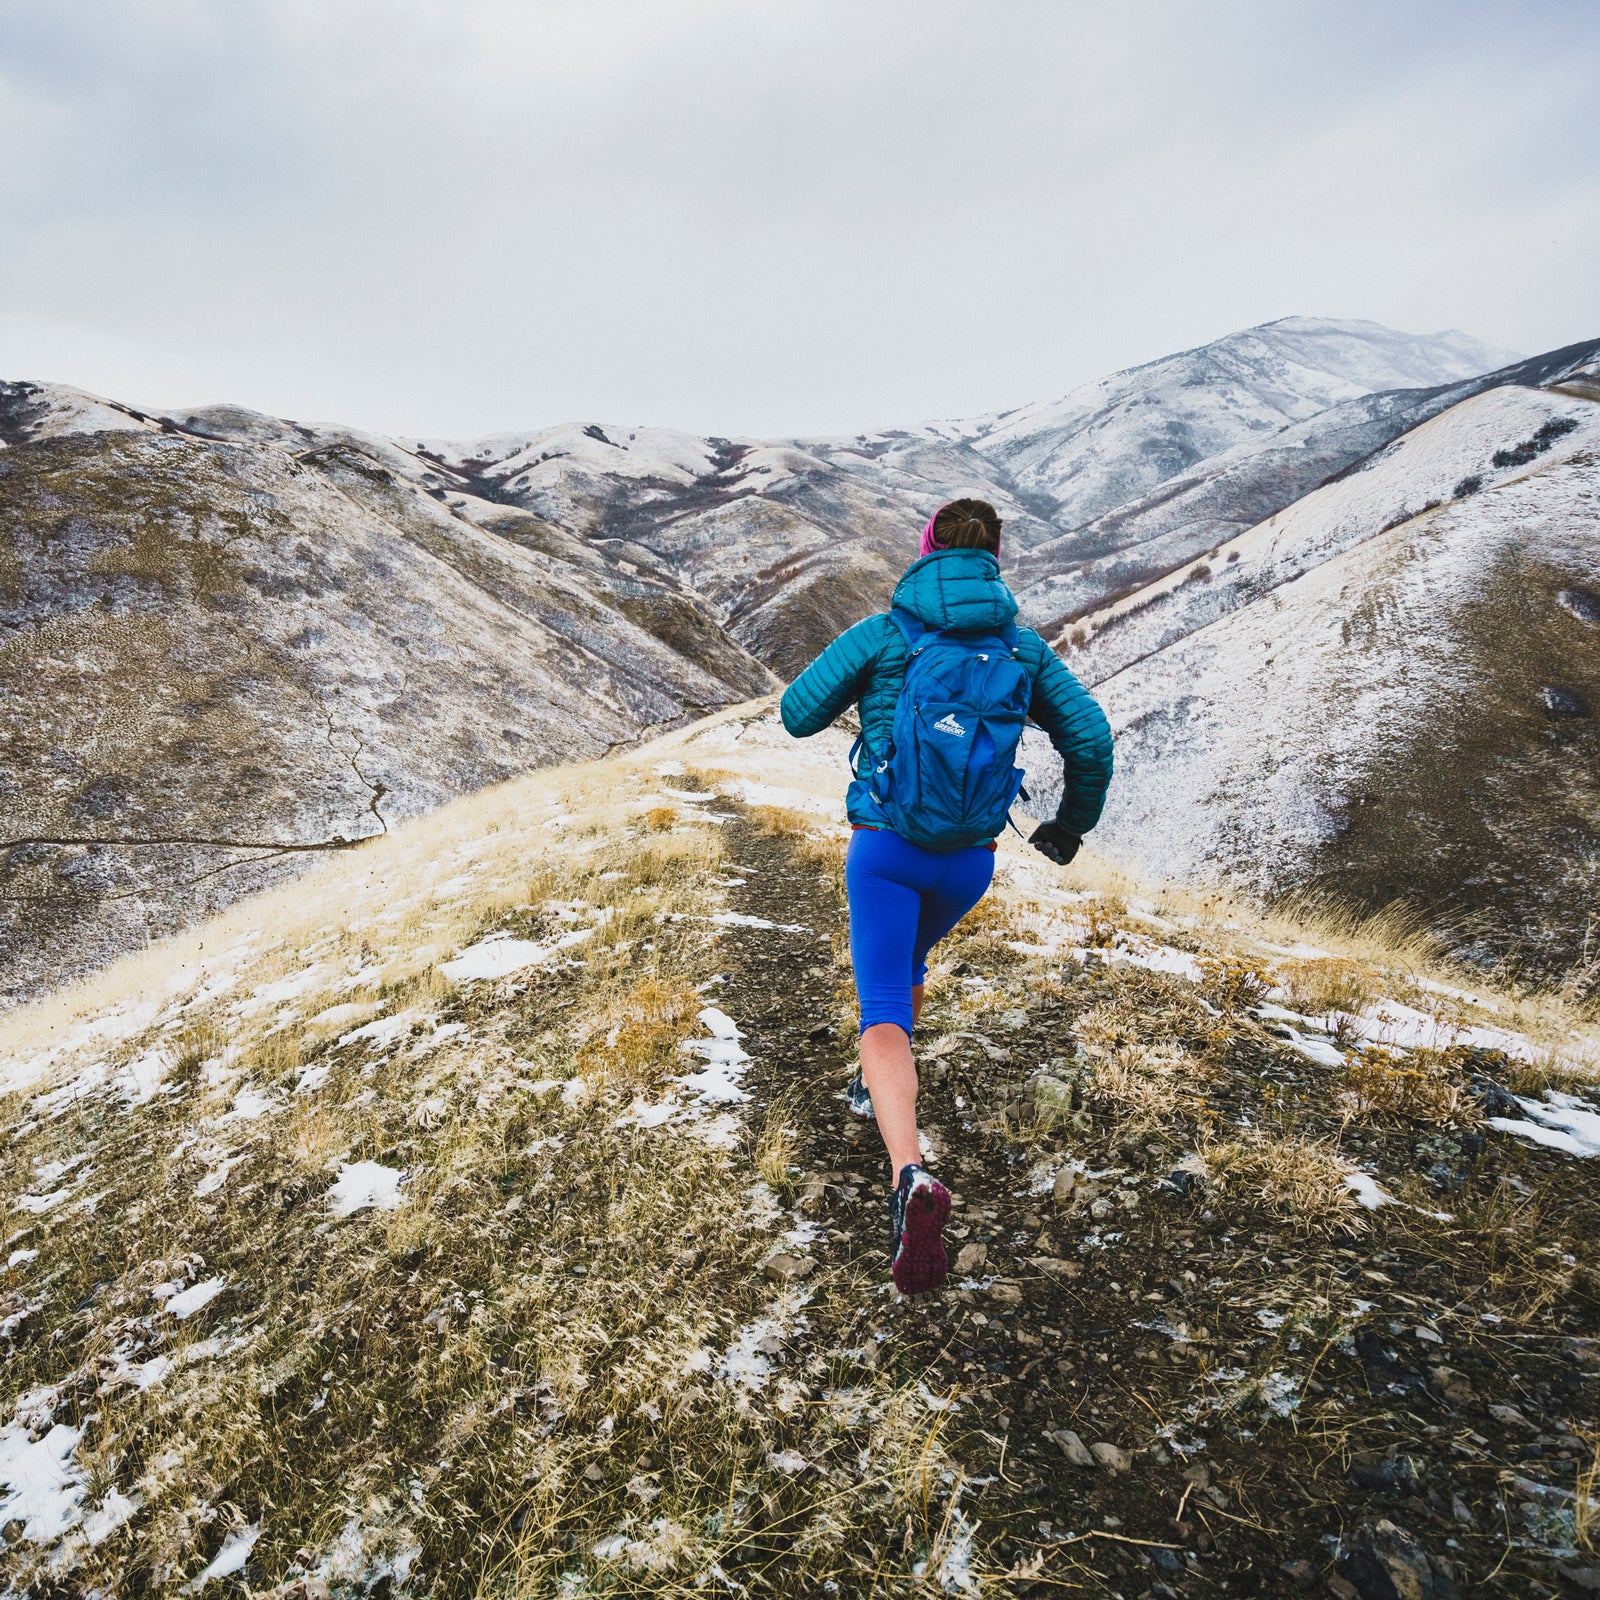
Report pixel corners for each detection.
[1198,1131,1359,1229]
[1576,1432,1600,1555]
[755,1091,801,1197]
[5,701,1599,1595]
[1197,952,1273,1012]
[746,803,813,838]
[287,1098,344,1174]
[792,830,848,904]
[576,975,703,1089]
[1279,956,1379,1020]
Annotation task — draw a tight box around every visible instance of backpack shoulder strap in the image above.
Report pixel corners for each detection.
[890,606,933,655]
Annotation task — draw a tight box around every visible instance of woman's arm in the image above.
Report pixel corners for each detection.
[780,615,890,737]
[1019,634,1115,835]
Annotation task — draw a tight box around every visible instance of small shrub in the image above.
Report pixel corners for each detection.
[755,1095,800,1197]
[578,975,702,1088]
[1453,474,1483,499]
[1200,1132,1357,1228]
[1492,415,1578,471]
[1198,954,1272,1013]
[644,805,678,832]
[1492,442,1538,469]
[747,804,811,838]
[1342,1047,1470,1121]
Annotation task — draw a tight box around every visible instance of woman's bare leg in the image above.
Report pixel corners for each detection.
[861,983,927,1186]
[861,1023,919,1185]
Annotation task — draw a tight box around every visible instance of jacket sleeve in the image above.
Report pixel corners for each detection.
[780,615,889,737]
[1021,633,1115,835]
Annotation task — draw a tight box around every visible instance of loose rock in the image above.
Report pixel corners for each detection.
[1341,1519,1446,1600]
[953,1242,988,1275]
[762,1253,815,1282]
[1047,1428,1095,1468]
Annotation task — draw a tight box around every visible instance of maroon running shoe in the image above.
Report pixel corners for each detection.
[889,1164,951,1295]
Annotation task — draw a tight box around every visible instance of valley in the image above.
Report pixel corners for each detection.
[4,317,1598,1005]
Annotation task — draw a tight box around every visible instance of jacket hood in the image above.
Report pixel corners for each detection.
[891,548,1019,633]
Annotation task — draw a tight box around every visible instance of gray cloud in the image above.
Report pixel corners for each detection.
[1,0,1595,437]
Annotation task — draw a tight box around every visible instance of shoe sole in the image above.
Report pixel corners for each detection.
[891,1174,951,1296]
[845,1078,875,1121]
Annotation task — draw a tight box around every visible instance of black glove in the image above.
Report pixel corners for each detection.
[1030,820,1082,866]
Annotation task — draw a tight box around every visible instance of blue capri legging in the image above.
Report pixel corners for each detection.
[845,827,995,1036]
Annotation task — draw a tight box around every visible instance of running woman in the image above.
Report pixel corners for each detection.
[779,499,1113,1294]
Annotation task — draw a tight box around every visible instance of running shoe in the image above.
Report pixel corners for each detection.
[888,1164,951,1295]
[845,1073,875,1120]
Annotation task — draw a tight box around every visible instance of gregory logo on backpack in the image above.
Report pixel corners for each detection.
[859,608,1032,853]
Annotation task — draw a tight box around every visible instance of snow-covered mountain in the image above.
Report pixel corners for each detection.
[384,318,1535,674]
[1023,353,1600,973]
[4,316,1593,1001]
[939,317,1521,517]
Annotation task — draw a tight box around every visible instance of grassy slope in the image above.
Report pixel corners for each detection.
[1,709,1597,1597]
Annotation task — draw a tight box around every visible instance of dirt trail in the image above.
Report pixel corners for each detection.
[713,809,1600,1599]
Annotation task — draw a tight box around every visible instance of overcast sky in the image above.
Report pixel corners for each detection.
[2,1,1596,439]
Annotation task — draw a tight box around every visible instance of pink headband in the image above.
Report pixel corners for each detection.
[919,506,1000,561]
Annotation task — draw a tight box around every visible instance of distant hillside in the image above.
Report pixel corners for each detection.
[1025,354,1600,976]
[0,387,773,1005]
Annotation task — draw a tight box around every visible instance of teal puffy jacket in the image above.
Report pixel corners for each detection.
[779,548,1114,836]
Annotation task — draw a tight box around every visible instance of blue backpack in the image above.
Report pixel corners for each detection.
[853,608,1033,851]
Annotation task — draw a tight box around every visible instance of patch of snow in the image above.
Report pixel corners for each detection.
[1343,1172,1396,1210]
[116,1046,175,1104]
[196,1156,248,1197]
[1344,1001,1542,1062]
[189,1522,260,1587]
[916,1507,979,1594]
[766,1449,809,1474]
[1280,1028,1346,1068]
[161,1277,228,1319]
[698,1006,743,1040]
[328,1161,405,1217]
[1255,1371,1302,1419]
[706,911,811,933]
[225,1083,279,1122]
[618,1097,680,1130]
[14,1189,73,1215]
[82,1485,141,1545]
[654,759,686,776]
[7,1248,40,1269]
[0,1417,85,1543]
[338,1010,423,1050]
[692,1112,744,1147]
[1490,1093,1600,1157]
[441,925,597,981]
[295,1062,333,1094]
